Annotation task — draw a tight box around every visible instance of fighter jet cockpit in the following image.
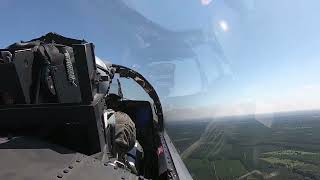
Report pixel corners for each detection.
[0,33,185,180]
[2,0,320,180]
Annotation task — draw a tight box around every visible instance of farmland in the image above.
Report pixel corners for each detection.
[166,110,320,180]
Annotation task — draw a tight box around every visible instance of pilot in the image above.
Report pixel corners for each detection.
[96,57,137,156]
[97,57,143,173]
[112,111,136,157]
[107,110,143,175]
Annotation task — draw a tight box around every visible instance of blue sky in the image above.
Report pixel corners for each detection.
[2,0,320,118]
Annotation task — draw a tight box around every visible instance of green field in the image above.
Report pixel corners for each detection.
[166,110,320,180]
[184,159,215,180]
[214,160,247,178]
[184,158,249,180]
[260,150,320,178]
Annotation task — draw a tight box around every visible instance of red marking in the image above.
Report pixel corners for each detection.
[157,146,164,156]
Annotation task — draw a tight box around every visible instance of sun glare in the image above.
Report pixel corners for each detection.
[219,20,229,32]
[200,0,212,6]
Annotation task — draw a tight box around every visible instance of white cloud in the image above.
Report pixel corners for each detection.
[165,84,320,121]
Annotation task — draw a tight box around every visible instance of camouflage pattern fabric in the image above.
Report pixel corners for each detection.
[114,111,136,155]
